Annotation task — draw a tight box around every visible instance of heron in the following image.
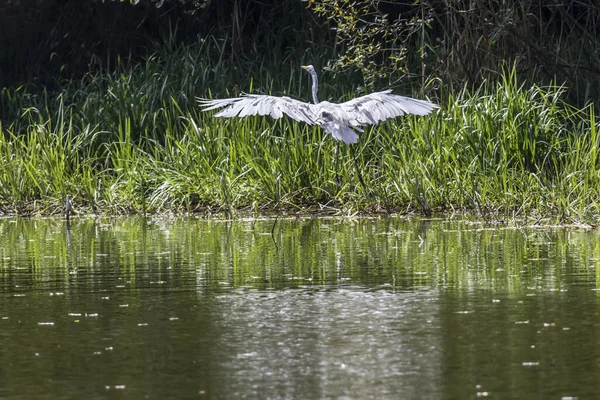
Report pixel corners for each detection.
[198,65,439,185]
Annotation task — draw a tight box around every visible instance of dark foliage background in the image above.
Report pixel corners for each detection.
[0,0,324,88]
[2,0,600,105]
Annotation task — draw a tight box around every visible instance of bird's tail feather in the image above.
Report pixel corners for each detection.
[323,122,358,144]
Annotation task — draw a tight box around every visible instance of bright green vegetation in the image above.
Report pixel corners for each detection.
[1,41,599,222]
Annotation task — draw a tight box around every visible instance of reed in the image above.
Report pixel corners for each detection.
[0,40,598,223]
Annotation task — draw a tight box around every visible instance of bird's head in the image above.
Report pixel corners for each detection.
[301,65,315,74]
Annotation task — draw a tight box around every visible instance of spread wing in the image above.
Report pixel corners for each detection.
[197,94,318,125]
[338,89,439,127]
[198,90,439,145]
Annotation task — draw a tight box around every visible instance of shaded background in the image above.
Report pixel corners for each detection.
[2,0,600,105]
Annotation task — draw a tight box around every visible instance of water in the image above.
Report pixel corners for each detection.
[1,216,599,399]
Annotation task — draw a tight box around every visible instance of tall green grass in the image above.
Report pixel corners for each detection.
[1,40,599,222]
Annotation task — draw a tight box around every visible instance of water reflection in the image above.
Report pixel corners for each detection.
[0,217,599,399]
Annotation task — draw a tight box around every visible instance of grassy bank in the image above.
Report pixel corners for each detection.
[1,40,599,222]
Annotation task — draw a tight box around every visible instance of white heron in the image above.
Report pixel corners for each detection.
[198,65,439,184]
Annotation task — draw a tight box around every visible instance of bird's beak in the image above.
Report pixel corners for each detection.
[301,65,308,71]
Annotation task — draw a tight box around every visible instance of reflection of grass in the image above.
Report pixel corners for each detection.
[1,218,598,292]
[1,40,599,222]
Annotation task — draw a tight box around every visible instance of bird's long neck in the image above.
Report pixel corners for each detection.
[310,70,319,104]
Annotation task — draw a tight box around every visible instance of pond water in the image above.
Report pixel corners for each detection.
[1,216,599,399]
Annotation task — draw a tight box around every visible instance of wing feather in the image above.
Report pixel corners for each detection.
[198,94,318,125]
[339,89,439,126]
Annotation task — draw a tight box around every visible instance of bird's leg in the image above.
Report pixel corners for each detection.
[334,141,341,185]
[350,145,367,193]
